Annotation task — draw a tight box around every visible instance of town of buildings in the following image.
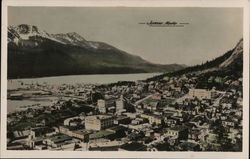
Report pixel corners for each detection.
[7,74,243,151]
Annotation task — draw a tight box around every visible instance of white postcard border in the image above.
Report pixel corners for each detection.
[1,0,249,158]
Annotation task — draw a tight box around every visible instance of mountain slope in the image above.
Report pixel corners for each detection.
[7,24,185,79]
[147,39,243,82]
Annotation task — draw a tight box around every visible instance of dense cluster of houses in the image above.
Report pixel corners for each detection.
[7,74,243,151]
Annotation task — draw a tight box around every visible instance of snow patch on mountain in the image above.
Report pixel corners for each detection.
[87,41,99,49]
[219,39,243,68]
[51,32,90,47]
[88,41,117,50]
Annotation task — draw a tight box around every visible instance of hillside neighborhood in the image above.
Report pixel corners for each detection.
[7,59,243,151]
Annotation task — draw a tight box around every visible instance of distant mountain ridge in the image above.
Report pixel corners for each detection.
[7,24,185,79]
[148,38,243,81]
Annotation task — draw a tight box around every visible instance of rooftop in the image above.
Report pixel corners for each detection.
[72,129,92,135]
[49,134,72,143]
[86,115,113,120]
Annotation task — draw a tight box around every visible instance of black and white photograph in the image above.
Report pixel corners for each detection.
[1,0,249,158]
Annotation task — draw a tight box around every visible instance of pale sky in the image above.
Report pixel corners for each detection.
[8,7,243,66]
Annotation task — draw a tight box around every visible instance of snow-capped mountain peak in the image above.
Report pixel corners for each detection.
[9,24,50,39]
[8,24,132,51]
[51,32,91,47]
[66,32,86,41]
[8,24,65,45]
